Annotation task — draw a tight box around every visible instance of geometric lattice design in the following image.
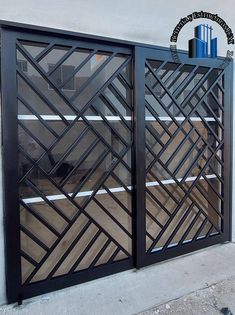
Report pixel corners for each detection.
[145,59,225,254]
[16,39,133,285]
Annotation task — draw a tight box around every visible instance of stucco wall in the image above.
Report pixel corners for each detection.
[0,0,234,306]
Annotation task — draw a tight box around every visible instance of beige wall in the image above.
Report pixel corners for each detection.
[0,0,234,305]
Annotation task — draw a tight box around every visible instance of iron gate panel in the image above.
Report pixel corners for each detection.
[1,27,232,303]
[134,47,232,267]
[2,29,134,302]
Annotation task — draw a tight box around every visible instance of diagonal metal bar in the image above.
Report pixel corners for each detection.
[46,220,92,279]
[161,203,195,250]
[108,81,132,110]
[99,92,132,132]
[70,148,111,199]
[20,199,62,238]
[47,46,77,76]
[59,138,101,187]
[70,52,117,102]
[68,230,102,274]
[89,239,112,268]
[18,94,60,138]
[146,209,164,229]
[102,184,132,216]
[17,66,70,125]
[177,209,203,245]
[35,42,55,62]
[24,178,71,224]
[147,147,223,253]
[58,49,98,89]
[48,126,90,176]
[20,225,50,252]
[21,250,38,267]
[93,197,132,238]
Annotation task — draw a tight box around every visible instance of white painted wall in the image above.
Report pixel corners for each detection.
[0,0,234,306]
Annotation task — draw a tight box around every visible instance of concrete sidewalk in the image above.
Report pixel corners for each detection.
[139,276,235,315]
[0,242,235,315]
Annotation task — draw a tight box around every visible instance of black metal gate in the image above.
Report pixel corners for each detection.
[134,47,232,267]
[1,26,232,303]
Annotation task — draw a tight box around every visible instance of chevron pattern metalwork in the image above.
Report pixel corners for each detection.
[144,59,225,253]
[16,40,133,284]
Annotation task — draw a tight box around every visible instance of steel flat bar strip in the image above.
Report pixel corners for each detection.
[180,69,225,113]
[80,146,132,210]
[147,167,180,206]
[205,224,215,238]
[146,232,155,242]
[110,171,132,195]
[192,183,223,218]
[58,49,98,89]
[18,121,49,153]
[47,221,92,279]
[201,173,224,201]
[47,46,77,76]
[117,72,132,90]
[179,145,209,184]
[59,138,101,187]
[178,209,203,245]
[68,230,103,274]
[21,250,38,267]
[199,85,224,128]
[180,140,223,185]
[161,63,185,87]
[34,42,56,62]
[147,153,222,253]
[119,71,132,89]
[102,184,132,216]
[89,103,130,147]
[162,203,195,250]
[93,197,132,238]
[201,100,223,130]
[145,81,184,129]
[146,209,164,229]
[17,42,79,116]
[107,247,120,264]
[23,178,70,225]
[164,127,197,169]
[145,100,173,138]
[17,67,70,125]
[89,239,112,268]
[20,225,50,252]
[171,66,199,97]
[20,199,62,238]
[99,93,132,131]
[109,82,132,110]
[207,161,224,184]
[70,52,117,102]
[159,66,198,105]
[172,137,203,177]
[191,218,209,242]
[193,108,222,143]
[71,148,111,199]
[209,90,224,112]
[18,94,60,138]
[146,187,172,217]
[145,124,165,148]
[48,126,91,176]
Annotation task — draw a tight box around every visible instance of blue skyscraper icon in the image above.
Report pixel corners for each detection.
[188,24,217,58]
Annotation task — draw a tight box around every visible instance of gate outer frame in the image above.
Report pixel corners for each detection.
[0,22,233,303]
[134,46,233,268]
